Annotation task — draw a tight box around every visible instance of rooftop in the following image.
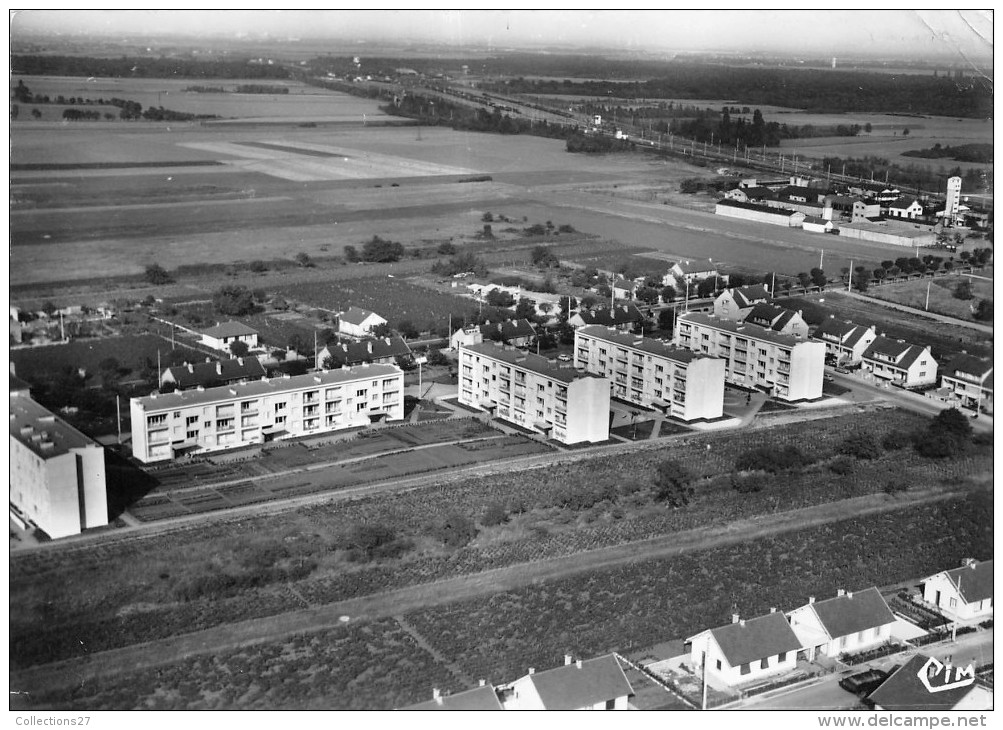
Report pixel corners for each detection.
[134,363,401,411]
[10,394,100,459]
[673,258,718,274]
[717,198,799,216]
[938,560,993,604]
[404,685,503,711]
[522,655,633,710]
[319,335,411,366]
[943,354,993,381]
[678,311,803,348]
[164,357,266,389]
[727,284,771,309]
[572,304,643,327]
[577,325,703,364]
[863,335,929,369]
[462,342,583,384]
[868,654,984,711]
[704,612,803,668]
[200,320,258,339]
[806,587,897,639]
[339,306,385,326]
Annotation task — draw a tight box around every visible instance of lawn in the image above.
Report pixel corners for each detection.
[867,274,993,322]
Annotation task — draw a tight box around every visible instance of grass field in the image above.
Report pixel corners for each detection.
[10,334,202,379]
[866,273,993,322]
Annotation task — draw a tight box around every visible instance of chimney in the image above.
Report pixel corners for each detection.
[528,668,535,675]
[216,362,222,375]
[237,357,243,366]
[479,679,486,687]
[837,588,846,597]
[564,654,573,666]
[433,688,441,704]
[739,619,746,627]
[187,364,194,374]
[576,660,583,669]
[808,596,815,604]
[847,591,854,599]
[770,607,777,613]
[732,613,740,624]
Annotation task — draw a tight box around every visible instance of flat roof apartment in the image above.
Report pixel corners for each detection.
[458,342,610,444]
[675,312,825,401]
[131,364,403,463]
[574,325,724,421]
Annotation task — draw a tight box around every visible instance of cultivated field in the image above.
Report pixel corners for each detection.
[865,271,994,322]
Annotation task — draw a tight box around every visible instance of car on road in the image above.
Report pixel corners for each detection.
[834,366,852,374]
[838,668,890,697]
[557,354,573,362]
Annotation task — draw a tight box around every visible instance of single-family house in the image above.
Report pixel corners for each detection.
[568,304,644,332]
[811,317,877,366]
[713,285,772,321]
[725,186,774,204]
[743,303,810,340]
[787,587,897,661]
[861,336,937,388]
[686,611,802,687]
[885,197,925,220]
[939,355,993,414]
[450,319,536,350]
[200,321,259,353]
[316,335,412,369]
[668,259,719,286]
[922,559,993,622]
[802,216,835,233]
[338,306,388,338]
[612,277,644,301]
[161,357,266,391]
[403,684,503,711]
[497,654,633,710]
[868,654,993,711]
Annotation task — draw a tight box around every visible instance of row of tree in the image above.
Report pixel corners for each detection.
[12,55,292,80]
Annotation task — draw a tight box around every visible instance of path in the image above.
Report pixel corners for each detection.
[828,289,994,334]
[11,483,971,696]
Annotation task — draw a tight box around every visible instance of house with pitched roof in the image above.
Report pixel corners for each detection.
[497,654,634,710]
[939,355,993,415]
[568,304,643,332]
[811,317,878,366]
[200,321,259,352]
[802,216,835,234]
[724,186,774,204]
[743,303,810,340]
[868,654,993,711]
[885,197,925,220]
[450,319,537,350]
[787,587,897,661]
[713,285,771,321]
[403,684,503,711]
[161,357,266,391]
[668,259,719,286]
[337,306,388,338]
[922,559,993,622]
[687,611,802,687]
[861,335,937,388]
[316,335,412,369]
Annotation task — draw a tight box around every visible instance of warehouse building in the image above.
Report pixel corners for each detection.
[715,199,806,227]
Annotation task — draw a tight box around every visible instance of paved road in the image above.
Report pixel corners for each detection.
[828,289,994,334]
[11,483,972,697]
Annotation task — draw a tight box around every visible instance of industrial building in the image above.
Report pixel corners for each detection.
[715,199,806,227]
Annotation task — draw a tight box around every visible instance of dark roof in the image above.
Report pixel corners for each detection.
[339,306,385,326]
[404,685,503,711]
[887,196,921,210]
[809,587,896,639]
[320,335,411,367]
[803,215,830,225]
[717,198,799,216]
[814,318,858,340]
[941,560,993,603]
[707,612,803,668]
[944,354,993,381]
[164,357,266,390]
[201,321,258,339]
[679,312,801,348]
[478,319,536,340]
[673,259,717,275]
[728,285,771,309]
[574,304,643,327]
[526,655,633,710]
[745,303,799,332]
[9,373,31,394]
[463,342,581,384]
[863,335,930,369]
[869,654,981,711]
[577,325,703,364]
[742,186,774,199]
[776,185,819,202]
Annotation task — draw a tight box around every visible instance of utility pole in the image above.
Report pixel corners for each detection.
[819,249,824,271]
[116,395,122,445]
[925,280,932,311]
[59,311,65,341]
[702,651,708,711]
[848,259,853,292]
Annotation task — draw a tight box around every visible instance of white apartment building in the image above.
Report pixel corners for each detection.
[131,364,404,463]
[10,390,108,538]
[458,342,610,445]
[574,325,725,421]
[675,312,825,401]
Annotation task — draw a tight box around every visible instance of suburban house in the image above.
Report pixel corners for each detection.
[337,306,388,338]
[160,357,266,391]
[715,199,807,228]
[686,611,802,687]
[666,259,719,287]
[10,382,108,538]
[675,312,825,401]
[316,335,412,369]
[575,325,725,421]
[742,303,810,340]
[497,654,634,710]
[938,354,993,414]
[403,684,503,711]
[811,317,878,366]
[612,277,644,301]
[200,321,259,353]
[885,197,925,220]
[921,559,993,622]
[861,336,938,388]
[458,342,610,445]
[130,364,404,463]
[868,654,993,711]
[449,319,537,350]
[713,285,772,321]
[724,186,774,204]
[787,587,897,661]
[568,304,644,332]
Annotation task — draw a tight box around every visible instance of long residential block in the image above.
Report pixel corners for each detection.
[675,312,825,401]
[459,342,610,444]
[130,364,404,463]
[574,325,724,421]
[10,391,108,538]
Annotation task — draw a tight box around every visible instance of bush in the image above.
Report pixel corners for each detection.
[436,241,456,255]
[839,432,882,460]
[212,285,258,316]
[653,460,694,507]
[731,473,767,493]
[735,445,808,473]
[953,280,974,300]
[144,263,173,285]
[432,511,478,548]
[248,260,268,273]
[481,502,509,527]
[881,430,913,450]
[828,456,855,475]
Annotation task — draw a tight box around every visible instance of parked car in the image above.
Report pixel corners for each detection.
[838,668,889,697]
[834,366,852,374]
[557,354,573,362]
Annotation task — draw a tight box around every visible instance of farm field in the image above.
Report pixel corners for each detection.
[10,407,992,670]
[10,334,204,379]
[16,490,992,710]
[865,272,993,322]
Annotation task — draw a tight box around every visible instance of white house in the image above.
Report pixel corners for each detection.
[200,321,259,352]
[668,259,719,286]
[939,355,993,415]
[869,654,993,711]
[713,285,771,321]
[403,684,503,711]
[743,303,810,340]
[687,611,802,687]
[450,319,537,350]
[802,216,835,233]
[885,197,925,220]
[338,306,388,338]
[811,318,877,366]
[787,587,897,661]
[568,304,644,332]
[497,654,633,710]
[922,559,993,622]
[861,336,938,388]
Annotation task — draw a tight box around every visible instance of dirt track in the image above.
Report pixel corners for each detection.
[11,483,969,696]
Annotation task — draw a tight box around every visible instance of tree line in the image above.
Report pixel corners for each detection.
[11,55,293,79]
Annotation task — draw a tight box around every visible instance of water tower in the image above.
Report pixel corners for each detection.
[944,176,962,225]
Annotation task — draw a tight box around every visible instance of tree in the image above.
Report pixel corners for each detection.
[973,299,993,321]
[229,340,250,358]
[370,322,392,338]
[660,284,676,302]
[213,285,257,316]
[481,502,508,527]
[515,297,538,321]
[696,277,718,298]
[287,334,307,354]
[343,245,359,263]
[271,349,287,362]
[41,301,57,317]
[531,245,559,268]
[810,268,827,288]
[397,319,419,339]
[481,212,494,222]
[486,289,515,307]
[872,267,886,281]
[431,511,477,547]
[851,268,871,292]
[953,280,973,300]
[436,241,456,255]
[31,108,41,119]
[658,308,676,332]
[145,263,173,285]
[653,459,694,508]
[362,236,405,262]
[839,431,882,460]
[635,286,660,305]
[295,252,315,268]
[913,407,972,458]
[797,272,811,289]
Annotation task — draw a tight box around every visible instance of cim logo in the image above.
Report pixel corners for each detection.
[917,656,976,694]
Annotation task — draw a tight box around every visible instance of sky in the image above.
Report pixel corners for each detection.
[9,9,994,63]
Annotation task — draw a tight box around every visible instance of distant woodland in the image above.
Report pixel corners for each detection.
[10,55,293,79]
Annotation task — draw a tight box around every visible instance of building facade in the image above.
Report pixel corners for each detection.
[811,318,878,365]
[922,560,993,622]
[787,587,897,661]
[861,336,938,388]
[675,312,825,401]
[939,355,993,414]
[131,364,404,463]
[497,655,633,710]
[713,285,771,321]
[10,390,108,538]
[574,326,725,421]
[449,319,537,350]
[337,306,388,338]
[458,342,610,444]
[715,199,806,228]
[743,303,810,340]
[200,321,259,352]
[687,612,802,687]
[568,304,643,331]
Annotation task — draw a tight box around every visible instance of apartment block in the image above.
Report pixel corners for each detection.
[131,364,404,463]
[574,325,724,421]
[458,342,610,444]
[675,312,825,401]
